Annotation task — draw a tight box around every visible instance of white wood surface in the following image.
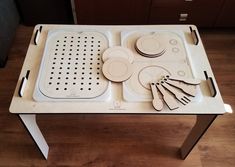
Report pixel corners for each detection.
[19,114,49,159]
[9,25,226,114]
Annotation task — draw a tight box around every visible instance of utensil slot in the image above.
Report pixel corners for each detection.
[34,26,42,45]
[18,70,30,97]
[204,71,217,97]
[189,26,199,45]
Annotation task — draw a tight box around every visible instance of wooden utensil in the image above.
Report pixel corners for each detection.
[164,79,197,97]
[150,83,163,111]
[156,83,179,110]
[166,75,201,85]
[161,82,190,105]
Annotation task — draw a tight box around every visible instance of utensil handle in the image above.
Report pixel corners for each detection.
[156,83,179,110]
[166,79,196,97]
[162,82,178,95]
[150,83,159,99]
[156,83,166,95]
[167,75,200,85]
[165,80,183,90]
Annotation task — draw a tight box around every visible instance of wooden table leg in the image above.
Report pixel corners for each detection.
[19,114,49,159]
[180,114,217,159]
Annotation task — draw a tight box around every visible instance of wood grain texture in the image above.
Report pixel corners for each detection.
[198,29,235,167]
[0,26,235,167]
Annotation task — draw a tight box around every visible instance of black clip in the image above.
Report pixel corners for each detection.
[18,70,30,97]
[204,71,217,97]
[190,26,199,45]
[34,26,42,45]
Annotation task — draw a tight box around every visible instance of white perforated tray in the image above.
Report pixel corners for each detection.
[33,30,111,101]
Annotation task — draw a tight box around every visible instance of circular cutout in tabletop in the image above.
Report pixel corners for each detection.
[102,46,134,63]
[102,57,133,82]
[136,34,166,56]
[138,66,171,90]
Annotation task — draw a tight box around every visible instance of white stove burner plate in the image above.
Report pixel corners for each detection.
[123,61,196,102]
[122,31,188,62]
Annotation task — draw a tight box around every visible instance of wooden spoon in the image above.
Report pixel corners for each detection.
[150,83,163,111]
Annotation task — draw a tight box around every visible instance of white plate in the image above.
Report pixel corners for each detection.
[102,46,134,63]
[102,57,133,82]
[136,34,166,56]
[135,44,166,57]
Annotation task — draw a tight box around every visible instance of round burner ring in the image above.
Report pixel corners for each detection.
[138,65,171,90]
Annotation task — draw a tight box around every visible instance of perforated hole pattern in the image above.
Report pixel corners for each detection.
[38,31,109,99]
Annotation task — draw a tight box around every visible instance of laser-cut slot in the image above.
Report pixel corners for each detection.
[189,26,199,45]
[204,71,217,97]
[18,70,30,97]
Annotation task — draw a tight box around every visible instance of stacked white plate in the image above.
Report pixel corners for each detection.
[102,46,134,82]
[135,34,166,58]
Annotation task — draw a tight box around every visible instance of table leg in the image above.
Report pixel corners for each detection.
[180,114,217,159]
[19,114,49,159]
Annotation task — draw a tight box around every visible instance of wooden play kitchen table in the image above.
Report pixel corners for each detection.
[10,25,226,159]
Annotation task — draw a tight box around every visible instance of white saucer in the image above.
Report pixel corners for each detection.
[136,34,165,56]
[102,46,134,63]
[102,57,133,82]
